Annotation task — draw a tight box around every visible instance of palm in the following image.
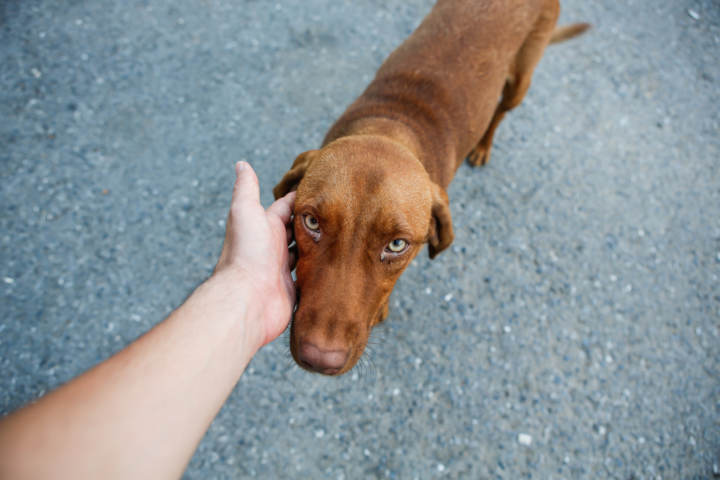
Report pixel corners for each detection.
[216,162,296,348]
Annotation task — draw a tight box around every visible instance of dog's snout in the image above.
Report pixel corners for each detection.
[297,341,348,375]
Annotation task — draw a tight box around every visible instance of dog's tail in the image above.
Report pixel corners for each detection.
[550,23,591,44]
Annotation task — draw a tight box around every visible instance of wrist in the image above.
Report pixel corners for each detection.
[205,269,266,355]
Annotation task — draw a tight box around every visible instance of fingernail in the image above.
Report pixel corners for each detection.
[236,161,246,171]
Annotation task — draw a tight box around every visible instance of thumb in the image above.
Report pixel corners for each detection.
[231,161,261,208]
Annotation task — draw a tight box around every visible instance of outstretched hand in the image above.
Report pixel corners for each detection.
[215,161,296,348]
[0,161,298,480]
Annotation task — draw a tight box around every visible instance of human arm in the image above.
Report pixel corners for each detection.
[0,162,295,480]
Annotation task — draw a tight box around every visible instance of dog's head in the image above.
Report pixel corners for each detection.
[274,136,453,375]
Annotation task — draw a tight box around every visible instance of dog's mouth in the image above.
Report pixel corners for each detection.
[286,284,394,376]
[288,305,371,376]
[288,324,354,376]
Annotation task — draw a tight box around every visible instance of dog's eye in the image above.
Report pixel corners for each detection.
[303,214,320,231]
[386,239,408,253]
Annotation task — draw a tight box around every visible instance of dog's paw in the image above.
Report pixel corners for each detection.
[374,301,390,325]
[467,145,491,166]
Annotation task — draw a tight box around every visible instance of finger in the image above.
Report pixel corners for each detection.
[284,277,297,311]
[231,161,261,208]
[267,191,296,225]
[283,255,297,302]
[288,243,298,271]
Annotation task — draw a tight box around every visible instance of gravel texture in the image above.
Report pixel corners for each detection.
[1,0,719,478]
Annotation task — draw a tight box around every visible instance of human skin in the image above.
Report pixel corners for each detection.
[0,161,296,480]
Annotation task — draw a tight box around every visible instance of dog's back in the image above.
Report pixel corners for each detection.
[274,0,588,375]
[324,0,560,187]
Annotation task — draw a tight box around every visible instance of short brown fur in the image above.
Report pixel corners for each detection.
[274,0,588,375]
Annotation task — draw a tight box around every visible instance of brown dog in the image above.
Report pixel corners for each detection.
[274,0,588,375]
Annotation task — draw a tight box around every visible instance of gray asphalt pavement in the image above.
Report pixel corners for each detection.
[1,0,719,478]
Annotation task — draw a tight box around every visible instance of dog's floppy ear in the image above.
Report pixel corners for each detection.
[427,182,454,259]
[273,150,318,199]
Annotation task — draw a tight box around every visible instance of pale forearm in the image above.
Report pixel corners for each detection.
[0,271,262,480]
[0,162,295,480]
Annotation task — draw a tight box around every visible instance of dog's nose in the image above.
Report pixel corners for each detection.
[297,341,348,375]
